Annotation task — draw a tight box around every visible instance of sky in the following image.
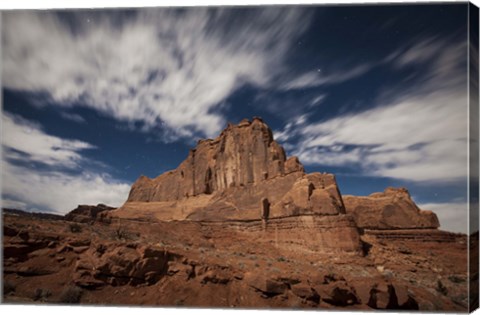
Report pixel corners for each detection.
[1,3,473,233]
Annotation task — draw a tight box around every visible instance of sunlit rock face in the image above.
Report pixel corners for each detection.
[125,117,347,220]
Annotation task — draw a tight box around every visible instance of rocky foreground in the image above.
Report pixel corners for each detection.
[1,118,474,311]
[2,208,469,310]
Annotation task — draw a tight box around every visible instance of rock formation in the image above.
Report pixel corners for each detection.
[343,187,440,230]
[114,118,445,253]
[128,118,303,201]
[122,117,346,221]
[116,117,360,252]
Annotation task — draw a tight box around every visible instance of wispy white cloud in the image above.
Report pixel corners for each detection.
[390,36,444,67]
[2,160,130,213]
[2,8,312,140]
[275,37,468,183]
[1,113,130,213]
[2,112,94,168]
[1,199,28,210]
[309,94,327,107]
[294,90,468,182]
[60,112,86,124]
[282,64,373,90]
[273,114,309,142]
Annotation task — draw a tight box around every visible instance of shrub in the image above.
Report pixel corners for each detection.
[59,286,83,304]
[448,275,466,283]
[436,280,448,296]
[3,280,16,295]
[174,298,185,306]
[69,223,82,233]
[33,288,52,301]
[115,226,127,240]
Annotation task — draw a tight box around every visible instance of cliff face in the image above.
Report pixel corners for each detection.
[128,117,304,203]
[124,117,347,221]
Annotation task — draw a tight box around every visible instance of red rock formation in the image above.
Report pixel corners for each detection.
[343,187,440,230]
[117,118,444,255]
[123,117,344,221]
[128,117,303,202]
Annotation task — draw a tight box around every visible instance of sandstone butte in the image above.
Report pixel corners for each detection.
[112,117,441,253]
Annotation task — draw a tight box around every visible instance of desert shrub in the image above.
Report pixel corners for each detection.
[33,288,52,301]
[59,286,83,304]
[436,280,448,296]
[174,298,185,306]
[69,223,82,233]
[115,226,127,240]
[97,213,112,225]
[448,275,466,283]
[3,280,16,295]
[113,219,138,241]
[270,267,281,273]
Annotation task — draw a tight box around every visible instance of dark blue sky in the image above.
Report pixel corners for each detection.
[1,4,471,232]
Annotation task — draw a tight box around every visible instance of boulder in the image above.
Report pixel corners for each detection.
[291,284,320,303]
[320,282,359,306]
[394,284,419,309]
[245,273,288,296]
[368,283,394,309]
[200,269,231,285]
[367,281,419,310]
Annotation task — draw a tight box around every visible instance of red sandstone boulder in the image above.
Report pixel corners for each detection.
[320,282,360,306]
[366,281,419,310]
[245,273,288,296]
[290,284,321,303]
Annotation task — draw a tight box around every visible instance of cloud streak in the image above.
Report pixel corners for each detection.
[2,160,131,214]
[2,112,94,168]
[281,64,374,90]
[60,112,86,124]
[2,8,312,140]
[275,37,468,183]
[1,113,130,213]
